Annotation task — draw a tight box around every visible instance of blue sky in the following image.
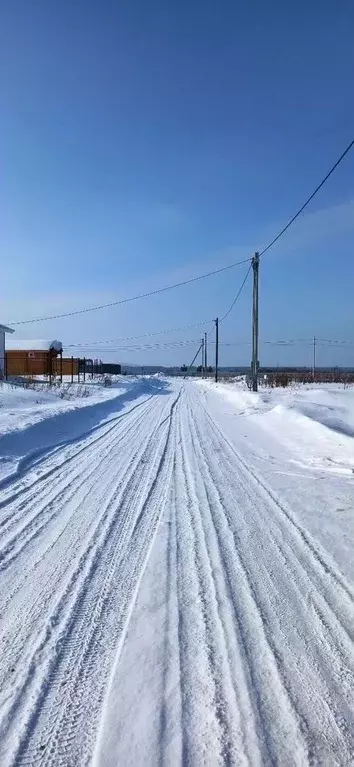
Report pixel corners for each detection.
[1,0,354,367]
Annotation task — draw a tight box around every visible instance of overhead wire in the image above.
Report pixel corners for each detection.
[258,138,354,257]
[7,138,354,344]
[219,264,252,323]
[213,139,354,340]
[64,337,354,352]
[63,339,202,354]
[64,319,214,348]
[8,258,251,326]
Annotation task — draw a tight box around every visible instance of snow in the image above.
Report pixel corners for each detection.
[6,339,63,352]
[197,380,354,476]
[0,377,143,482]
[0,378,353,765]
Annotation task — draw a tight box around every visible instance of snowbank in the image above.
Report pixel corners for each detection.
[0,380,122,436]
[198,380,354,430]
[0,376,169,483]
[197,380,354,475]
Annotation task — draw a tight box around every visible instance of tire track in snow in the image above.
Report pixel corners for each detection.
[0,392,156,538]
[92,383,354,766]
[0,393,157,576]
[0,389,180,766]
[203,402,354,657]
[185,398,308,763]
[2,380,354,766]
[157,477,183,767]
[203,399,354,608]
[33,390,180,767]
[187,387,354,763]
[184,398,307,764]
[173,403,255,765]
[0,393,164,648]
[0,394,166,729]
[0,387,158,513]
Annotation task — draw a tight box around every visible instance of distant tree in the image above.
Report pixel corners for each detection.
[196,365,203,373]
[207,366,213,373]
[180,364,188,372]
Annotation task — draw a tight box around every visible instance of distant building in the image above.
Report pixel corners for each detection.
[5,339,63,378]
[0,324,15,378]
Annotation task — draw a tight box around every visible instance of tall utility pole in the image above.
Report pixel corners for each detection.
[201,337,205,378]
[204,332,208,374]
[251,252,260,392]
[313,336,316,381]
[215,318,219,383]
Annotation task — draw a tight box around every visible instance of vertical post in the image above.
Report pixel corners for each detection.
[5,352,8,380]
[49,352,53,386]
[78,359,80,383]
[215,318,219,383]
[251,252,260,392]
[313,336,316,381]
[60,351,63,383]
[201,337,205,378]
[71,356,74,384]
[204,332,208,375]
[83,357,86,382]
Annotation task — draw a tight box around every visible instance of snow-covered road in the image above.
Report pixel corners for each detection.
[1,379,354,765]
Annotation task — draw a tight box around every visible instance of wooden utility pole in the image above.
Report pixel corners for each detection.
[201,337,205,378]
[215,318,219,383]
[183,342,203,379]
[313,336,316,381]
[251,252,260,392]
[204,332,208,374]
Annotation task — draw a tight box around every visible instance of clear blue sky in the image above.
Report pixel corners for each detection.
[1,0,354,367]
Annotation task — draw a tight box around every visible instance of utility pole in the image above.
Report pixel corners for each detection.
[313,336,316,381]
[201,337,205,378]
[204,332,208,375]
[183,342,203,379]
[215,318,219,383]
[251,252,260,392]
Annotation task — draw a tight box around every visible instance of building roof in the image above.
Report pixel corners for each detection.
[6,339,63,352]
[0,324,15,334]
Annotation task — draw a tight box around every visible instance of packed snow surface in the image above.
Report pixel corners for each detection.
[0,377,353,766]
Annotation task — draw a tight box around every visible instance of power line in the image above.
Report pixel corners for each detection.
[8,258,251,326]
[64,319,214,348]
[259,138,354,257]
[316,338,354,345]
[63,339,202,353]
[63,336,354,353]
[7,140,353,332]
[219,264,252,323]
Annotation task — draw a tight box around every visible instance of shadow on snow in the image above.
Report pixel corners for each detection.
[0,377,171,489]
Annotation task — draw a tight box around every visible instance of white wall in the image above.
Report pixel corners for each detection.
[0,330,5,377]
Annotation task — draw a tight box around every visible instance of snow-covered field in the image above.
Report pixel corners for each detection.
[0,378,353,765]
